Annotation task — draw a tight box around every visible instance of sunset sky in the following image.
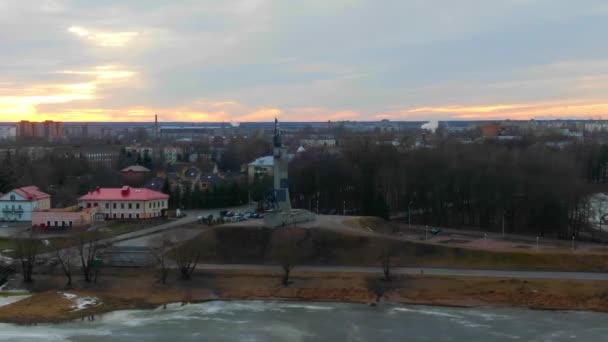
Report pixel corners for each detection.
[3,0,608,122]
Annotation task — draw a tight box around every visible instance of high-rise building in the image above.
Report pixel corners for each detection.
[16,120,64,141]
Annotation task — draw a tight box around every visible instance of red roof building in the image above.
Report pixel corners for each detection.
[78,186,169,220]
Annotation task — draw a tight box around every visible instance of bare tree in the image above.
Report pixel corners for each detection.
[51,240,76,287]
[76,231,106,283]
[151,235,172,285]
[380,242,395,281]
[268,227,308,287]
[169,240,200,280]
[13,235,39,283]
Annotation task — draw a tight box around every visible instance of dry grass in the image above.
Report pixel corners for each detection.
[1,269,608,323]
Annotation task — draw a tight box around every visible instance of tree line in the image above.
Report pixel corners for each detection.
[289,138,608,239]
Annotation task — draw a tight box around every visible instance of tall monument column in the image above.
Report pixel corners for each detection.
[272,118,291,210]
[264,118,316,228]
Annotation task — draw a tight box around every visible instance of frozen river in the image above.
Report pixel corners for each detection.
[0,301,606,341]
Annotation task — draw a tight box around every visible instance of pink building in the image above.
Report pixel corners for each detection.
[78,186,169,220]
[32,206,98,230]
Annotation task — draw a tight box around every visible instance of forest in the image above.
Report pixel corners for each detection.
[289,138,608,239]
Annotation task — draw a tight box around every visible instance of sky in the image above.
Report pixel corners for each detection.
[3,0,608,122]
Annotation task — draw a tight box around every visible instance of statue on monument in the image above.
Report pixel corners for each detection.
[263,117,316,227]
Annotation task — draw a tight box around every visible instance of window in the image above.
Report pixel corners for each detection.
[69,221,72,227]
[128,213,132,219]
[113,203,116,209]
[54,221,58,226]
[10,195,15,201]
[136,214,139,219]
[47,221,50,227]
[87,203,91,208]
[113,213,116,219]
[136,203,140,209]
[149,202,151,208]
[121,203,124,209]
[94,203,98,207]
[128,203,132,209]
[105,203,109,209]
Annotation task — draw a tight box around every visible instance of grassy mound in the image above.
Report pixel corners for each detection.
[180,225,608,272]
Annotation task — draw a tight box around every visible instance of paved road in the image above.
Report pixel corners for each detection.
[193,264,608,281]
[112,204,255,247]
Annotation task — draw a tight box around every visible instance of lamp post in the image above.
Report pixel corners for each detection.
[571,236,576,251]
[408,200,413,230]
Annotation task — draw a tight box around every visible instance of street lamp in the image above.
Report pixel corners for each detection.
[408,200,413,230]
[571,236,576,251]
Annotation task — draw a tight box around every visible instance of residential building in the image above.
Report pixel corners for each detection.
[0,186,51,222]
[247,156,274,183]
[125,146,154,159]
[300,139,337,148]
[78,186,169,220]
[32,206,98,230]
[481,123,502,138]
[16,120,63,141]
[0,126,16,140]
[163,146,183,163]
[121,165,151,185]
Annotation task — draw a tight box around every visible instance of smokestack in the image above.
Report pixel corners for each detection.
[155,114,158,139]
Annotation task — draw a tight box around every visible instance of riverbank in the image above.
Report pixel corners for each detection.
[1,268,608,323]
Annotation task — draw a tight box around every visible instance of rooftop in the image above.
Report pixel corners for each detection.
[79,186,169,201]
[121,165,151,173]
[10,186,51,201]
[248,156,274,167]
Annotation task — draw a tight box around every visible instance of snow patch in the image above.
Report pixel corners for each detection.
[73,297,99,311]
[58,292,101,311]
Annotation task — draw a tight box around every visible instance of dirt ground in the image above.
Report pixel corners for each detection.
[2,268,608,323]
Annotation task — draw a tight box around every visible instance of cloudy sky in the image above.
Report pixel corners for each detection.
[2,0,608,122]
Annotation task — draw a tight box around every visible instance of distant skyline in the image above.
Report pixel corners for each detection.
[3,1,608,122]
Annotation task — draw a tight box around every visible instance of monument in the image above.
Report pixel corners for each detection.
[263,118,316,227]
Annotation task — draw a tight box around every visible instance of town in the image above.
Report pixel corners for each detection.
[0,117,608,327]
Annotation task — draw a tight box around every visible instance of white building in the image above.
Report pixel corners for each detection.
[0,127,16,140]
[163,146,183,163]
[78,186,169,220]
[0,186,51,222]
[247,156,274,183]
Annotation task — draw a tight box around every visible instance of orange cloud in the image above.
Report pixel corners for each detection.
[0,65,136,121]
[374,100,608,121]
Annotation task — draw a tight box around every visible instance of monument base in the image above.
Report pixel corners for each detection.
[263,209,316,228]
